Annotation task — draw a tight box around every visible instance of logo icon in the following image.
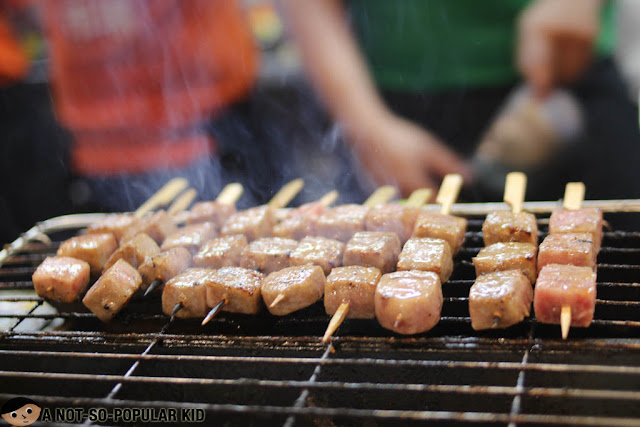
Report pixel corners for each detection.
[1,398,41,426]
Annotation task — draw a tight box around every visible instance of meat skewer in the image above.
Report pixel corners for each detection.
[471,172,535,330]
[322,187,434,342]
[272,190,338,240]
[133,177,189,219]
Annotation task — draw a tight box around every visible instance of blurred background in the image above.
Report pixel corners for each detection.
[1,0,640,244]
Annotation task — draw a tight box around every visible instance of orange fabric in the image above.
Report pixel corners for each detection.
[0,13,29,84]
[43,0,258,174]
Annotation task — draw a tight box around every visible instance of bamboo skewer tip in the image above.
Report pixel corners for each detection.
[216,183,244,205]
[144,279,162,297]
[563,182,586,211]
[269,294,285,309]
[363,185,398,208]
[504,172,527,214]
[436,174,463,216]
[202,299,226,326]
[167,188,198,216]
[268,179,305,209]
[134,177,189,218]
[322,301,350,344]
[561,305,572,340]
[406,188,433,208]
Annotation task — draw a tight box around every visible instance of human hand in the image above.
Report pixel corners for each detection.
[348,114,472,196]
[518,0,601,98]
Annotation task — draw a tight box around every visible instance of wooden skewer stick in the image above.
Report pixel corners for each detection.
[167,188,198,216]
[436,174,463,216]
[560,305,572,340]
[171,301,184,318]
[144,279,162,297]
[504,172,527,214]
[216,182,244,205]
[559,182,586,340]
[406,188,433,208]
[201,299,227,326]
[322,302,350,344]
[134,177,189,218]
[363,185,398,208]
[269,293,285,309]
[318,190,339,207]
[268,178,305,210]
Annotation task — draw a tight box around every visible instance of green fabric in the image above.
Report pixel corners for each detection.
[348,0,615,92]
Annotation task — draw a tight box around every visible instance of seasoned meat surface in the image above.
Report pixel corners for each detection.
[482,211,539,246]
[82,259,141,322]
[161,222,217,254]
[87,214,140,244]
[262,265,325,316]
[375,270,442,335]
[315,204,369,242]
[103,233,160,272]
[473,242,537,283]
[161,268,214,318]
[57,233,117,275]
[272,201,326,240]
[32,256,91,303]
[364,204,419,244]
[289,236,345,275]
[411,212,467,254]
[342,231,401,274]
[121,210,177,245]
[548,208,603,252]
[534,264,597,327]
[324,266,382,319]
[206,267,264,314]
[186,201,236,228]
[221,205,275,241]
[138,247,192,291]
[240,237,298,275]
[192,234,248,269]
[397,237,453,283]
[469,270,533,330]
[537,233,596,273]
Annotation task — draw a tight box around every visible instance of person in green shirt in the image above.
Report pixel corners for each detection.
[282,0,638,202]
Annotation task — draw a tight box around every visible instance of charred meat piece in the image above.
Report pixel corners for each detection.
[548,208,603,252]
[82,259,142,322]
[206,267,264,315]
[262,265,325,316]
[240,237,298,275]
[121,210,178,245]
[103,233,160,272]
[324,266,382,319]
[315,204,369,242]
[161,222,217,254]
[469,270,533,330]
[397,237,453,283]
[375,270,443,335]
[537,233,596,273]
[482,211,539,246]
[138,247,192,291]
[289,236,345,275]
[161,268,215,319]
[342,231,401,274]
[473,242,538,283]
[32,256,91,303]
[221,205,275,241]
[534,264,597,327]
[192,234,248,269]
[87,213,140,244]
[364,204,419,244]
[185,201,236,228]
[411,212,467,255]
[57,233,117,275]
[272,201,327,240]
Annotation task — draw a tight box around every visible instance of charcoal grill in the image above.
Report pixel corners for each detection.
[2,200,640,426]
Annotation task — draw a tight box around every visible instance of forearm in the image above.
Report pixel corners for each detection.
[280,0,389,145]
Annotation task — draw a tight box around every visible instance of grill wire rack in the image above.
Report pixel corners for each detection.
[1,200,640,426]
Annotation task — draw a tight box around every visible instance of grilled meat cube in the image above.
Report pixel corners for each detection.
[375,270,443,335]
[121,210,177,245]
[161,268,215,319]
[138,247,192,291]
[482,211,539,246]
[221,205,275,241]
[82,259,141,322]
[161,222,217,254]
[56,233,117,275]
[473,242,537,283]
[272,201,326,240]
[538,233,596,273]
[185,201,236,228]
[324,266,382,319]
[103,233,160,272]
[469,270,533,330]
[548,208,603,252]
[397,237,453,283]
[289,236,345,275]
[32,256,91,303]
[192,234,248,269]
[343,231,401,274]
[411,212,467,255]
[240,237,298,275]
[206,267,264,315]
[534,264,597,327]
[315,204,369,242]
[364,204,419,244]
[262,265,325,316]
[87,213,140,244]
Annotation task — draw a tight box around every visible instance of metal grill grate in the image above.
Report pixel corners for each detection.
[1,204,640,426]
